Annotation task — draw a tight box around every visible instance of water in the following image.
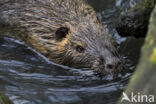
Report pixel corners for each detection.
[0,0,144,104]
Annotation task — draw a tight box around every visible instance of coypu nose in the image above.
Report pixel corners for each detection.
[107,64,114,69]
[106,61,121,70]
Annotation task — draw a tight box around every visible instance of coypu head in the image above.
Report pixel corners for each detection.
[52,23,123,78]
[37,1,124,78]
[1,0,123,77]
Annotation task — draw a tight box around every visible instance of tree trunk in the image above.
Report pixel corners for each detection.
[118,5,156,104]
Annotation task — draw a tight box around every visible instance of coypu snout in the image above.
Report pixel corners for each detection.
[92,47,123,78]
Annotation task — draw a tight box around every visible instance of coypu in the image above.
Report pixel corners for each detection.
[0,0,123,77]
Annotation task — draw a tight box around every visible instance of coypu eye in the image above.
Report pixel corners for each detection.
[55,27,69,41]
[76,45,85,53]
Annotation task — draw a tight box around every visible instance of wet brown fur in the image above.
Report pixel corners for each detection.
[0,0,122,76]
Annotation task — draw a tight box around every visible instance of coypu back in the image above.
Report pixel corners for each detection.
[0,0,123,77]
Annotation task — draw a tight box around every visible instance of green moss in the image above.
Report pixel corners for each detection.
[145,34,153,46]
[150,47,156,64]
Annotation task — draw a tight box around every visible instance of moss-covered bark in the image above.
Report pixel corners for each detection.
[0,93,13,104]
[118,5,156,104]
[116,0,156,38]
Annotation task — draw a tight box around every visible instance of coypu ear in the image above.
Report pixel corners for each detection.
[55,27,69,41]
